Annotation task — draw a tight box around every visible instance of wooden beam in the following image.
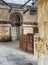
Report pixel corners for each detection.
[23,9,29,14]
[3,0,12,12]
[19,0,31,9]
[0,0,12,12]
[23,6,37,14]
[2,0,12,8]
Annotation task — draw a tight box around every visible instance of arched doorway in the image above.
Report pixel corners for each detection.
[10,12,23,41]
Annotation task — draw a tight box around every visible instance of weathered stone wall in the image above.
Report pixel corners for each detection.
[22,25,33,35]
[9,10,37,35]
[22,11,37,35]
[23,11,37,22]
[38,0,48,65]
[0,5,10,21]
[0,5,37,41]
[0,9,10,21]
[0,24,11,41]
[38,0,48,55]
[0,5,37,22]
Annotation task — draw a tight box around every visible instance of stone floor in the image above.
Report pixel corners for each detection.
[0,41,37,65]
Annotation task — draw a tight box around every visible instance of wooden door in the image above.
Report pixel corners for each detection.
[33,27,38,34]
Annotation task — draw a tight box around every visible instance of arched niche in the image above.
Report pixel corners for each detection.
[10,12,23,26]
[10,12,23,41]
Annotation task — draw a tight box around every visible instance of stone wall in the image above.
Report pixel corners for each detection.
[22,25,33,35]
[38,0,48,55]
[23,11,37,22]
[0,4,37,41]
[0,6,37,23]
[0,24,11,41]
[0,9,10,21]
[38,0,48,65]
[21,25,38,35]
[0,5,10,21]
[9,10,37,36]
[22,11,37,35]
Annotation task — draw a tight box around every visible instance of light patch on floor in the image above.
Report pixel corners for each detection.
[0,42,37,65]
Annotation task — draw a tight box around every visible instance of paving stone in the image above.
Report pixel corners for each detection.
[23,63,33,65]
[6,54,32,65]
[6,54,26,61]
[0,43,37,65]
